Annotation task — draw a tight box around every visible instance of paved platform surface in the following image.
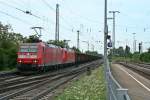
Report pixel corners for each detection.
[111,64,150,100]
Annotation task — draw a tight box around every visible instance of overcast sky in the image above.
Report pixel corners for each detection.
[0,0,150,53]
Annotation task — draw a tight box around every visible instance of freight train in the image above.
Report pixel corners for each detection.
[17,42,100,72]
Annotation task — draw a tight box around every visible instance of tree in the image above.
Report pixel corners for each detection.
[117,47,124,56]
[125,45,130,55]
[148,48,150,53]
[110,46,125,57]
[85,51,98,56]
[0,22,25,70]
[47,40,69,48]
[25,35,41,43]
[71,46,81,53]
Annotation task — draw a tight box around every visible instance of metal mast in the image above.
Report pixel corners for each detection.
[104,0,108,69]
[109,11,120,49]
[132,33,136,53]
[55,4,59,41]
[77,30,80,50]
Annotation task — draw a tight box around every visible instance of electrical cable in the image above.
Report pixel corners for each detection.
[41,0,55,11]
[41,0,74,32]
[61,0,103,25]
[41,0,74,28]
[0,1,42,20]
[0,10,32,25]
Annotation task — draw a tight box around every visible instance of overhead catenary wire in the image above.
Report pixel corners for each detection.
[59,1,104,36]
[0,0,55,31]
[41,0,75,27]
[41,0,74,33]
[41,0,75,28]
[0,0,77,43]
[5,0,25,8]
[60,0,103,25]
[0,10,32,25]
[0,10,52,38]
[0,0,73,36]
[41,0,55,11]
[41,0,102,36]
[0,1,99,40]
[0,1,42,20]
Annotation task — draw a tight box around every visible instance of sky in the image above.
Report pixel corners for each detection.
[0,0,150,54]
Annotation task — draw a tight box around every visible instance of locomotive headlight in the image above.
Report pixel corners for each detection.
[33,60,38,63]
[19,60,22,63]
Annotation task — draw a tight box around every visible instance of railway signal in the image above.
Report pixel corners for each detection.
[108,42,112,48]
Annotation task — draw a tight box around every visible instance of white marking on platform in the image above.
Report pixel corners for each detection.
[119,66,150,92]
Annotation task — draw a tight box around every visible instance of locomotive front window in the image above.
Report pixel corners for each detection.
[29,48,37,52]
[20,48,29,52]
[20,47,37,52]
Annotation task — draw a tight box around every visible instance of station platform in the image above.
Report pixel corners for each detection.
[111,64,150,100]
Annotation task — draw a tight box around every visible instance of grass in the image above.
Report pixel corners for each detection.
[0,67,16,72]
[55,66,106,100]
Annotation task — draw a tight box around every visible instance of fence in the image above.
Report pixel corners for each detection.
[105,59,131,100]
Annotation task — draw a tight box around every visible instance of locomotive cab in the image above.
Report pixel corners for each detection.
[17,43,42,71]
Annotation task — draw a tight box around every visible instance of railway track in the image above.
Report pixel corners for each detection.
[118,62,150,79]
[0,71,18,77]
[0,60,102,100]
[0,71,19,82]
[131,62,150,69]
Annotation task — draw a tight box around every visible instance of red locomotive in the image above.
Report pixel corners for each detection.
[17,42,99,72]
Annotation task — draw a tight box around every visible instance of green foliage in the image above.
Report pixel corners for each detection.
[112,49,150,63]
[148,48,150,53]
[55,67,106,100]
[131,52,140,62]
[110,45,133,61]
[125,45,130,54]
[25,35,41,43]
[110,45,131,58]
[140,52,150,62]
[110,46,125,57]
[117,46,124,56]
[47,40,69,48]
[85,51,98,56]
[0,22,24,70]
[71,46,81,53]
[109,42,150,63]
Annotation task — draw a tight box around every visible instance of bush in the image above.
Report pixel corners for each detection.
[132,52,140,62]
[0,47,17,70]
[140,53,150,63]
[0,22,24,71]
